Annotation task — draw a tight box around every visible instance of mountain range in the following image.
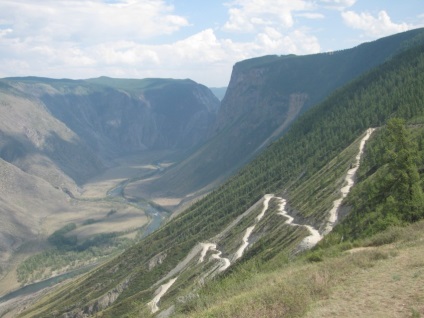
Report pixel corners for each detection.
[0,77,219,286]
[0,28,423,317]
[135,27,424,201]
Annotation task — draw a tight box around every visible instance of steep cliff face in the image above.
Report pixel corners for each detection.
[139,28,424,199]
[214,62,308,145]
[141,80,219,150]
[9,77,220,158]
[216,25,419,135]
[0,77,219,271]
[0,85,102,186]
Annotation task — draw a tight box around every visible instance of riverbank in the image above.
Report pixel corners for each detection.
[0,263,98,317]
[0,264,96,304]
[0,152,171,316]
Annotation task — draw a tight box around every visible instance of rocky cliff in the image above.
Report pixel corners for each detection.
[136,28,424,199]
[8,77,220,158]
[0,76,219,272]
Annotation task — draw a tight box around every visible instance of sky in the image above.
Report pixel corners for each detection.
[0,0,423,87]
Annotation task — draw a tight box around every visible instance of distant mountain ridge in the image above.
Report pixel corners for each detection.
[4,76,220,158]
[209,87,227,100]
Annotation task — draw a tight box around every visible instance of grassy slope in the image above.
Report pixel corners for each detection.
[175,120,424,317]
[118,43,424,316]
[19,41,424,317]
[15,123,371,318]
[177,220,424,318]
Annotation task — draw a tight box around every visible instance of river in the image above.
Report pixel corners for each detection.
[106,177,166,238]
[0,265,95,304]
[0,175,165,304]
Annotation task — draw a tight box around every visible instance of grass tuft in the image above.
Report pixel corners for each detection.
[306,251,324,263]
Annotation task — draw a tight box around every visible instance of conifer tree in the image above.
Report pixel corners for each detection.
[383,118,424,222]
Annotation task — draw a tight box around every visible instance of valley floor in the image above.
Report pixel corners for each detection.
[0,150,187,312]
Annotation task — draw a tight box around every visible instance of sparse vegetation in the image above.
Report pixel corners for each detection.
[82,218,98,225]
[174,219,424,318]
[106,209,117,217]
[47,223,78,250]
[17,224,138,285]
[16,32,424,318]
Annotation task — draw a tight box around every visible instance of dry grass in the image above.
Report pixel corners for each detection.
[0,150,170,294]
[71,211,148,239]
[39,200,146,237]
[306,242,424,318]
[179,221,424,318]
[81,150,177,199]
[151,197,183,208]
[80,177,127,199]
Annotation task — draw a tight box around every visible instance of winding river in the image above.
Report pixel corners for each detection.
[0,265,96,304]
[106,179,165,238]
[0,175,165,304]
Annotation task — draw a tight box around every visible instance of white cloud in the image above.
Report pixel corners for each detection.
[319,0,356,10]
[0,0,190,80]
[171,29,226,63]
[296,13,325,19]
[0,28,13,37]
[0,0,323,86]
[223,0,314,32]
[220,0,320,57]
[253,27,320,55]
[0,23,320,86]
[342,10,411,37]
[0,0,420,87]
[91,41,160,65]
[0,0,189,45]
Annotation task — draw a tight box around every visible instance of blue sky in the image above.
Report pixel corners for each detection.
[0,0,423,87]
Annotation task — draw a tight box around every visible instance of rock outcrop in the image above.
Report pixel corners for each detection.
[0,76,219,269]
[140,29,422,198]
[6,77,220,158]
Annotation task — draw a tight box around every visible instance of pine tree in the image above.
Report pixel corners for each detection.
[382,118,424,222]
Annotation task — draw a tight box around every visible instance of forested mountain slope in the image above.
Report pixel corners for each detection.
[179,119,424,318]
[20,38,424,318]
[139,28,424,199]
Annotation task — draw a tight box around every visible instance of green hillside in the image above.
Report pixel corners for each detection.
[177,219,424,318]
[175,120,424,317]
[144,28,424,199]
[173,42,424,318]
[19,41,424,318]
